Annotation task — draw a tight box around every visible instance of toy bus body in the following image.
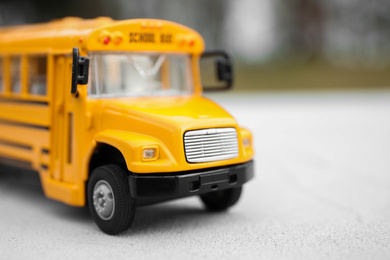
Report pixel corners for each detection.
[0,17,254,234]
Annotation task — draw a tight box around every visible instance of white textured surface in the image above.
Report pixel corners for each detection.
[1,91,390,260]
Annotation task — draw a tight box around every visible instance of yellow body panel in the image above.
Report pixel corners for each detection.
[0,18,254,207]
[0,101,50,126]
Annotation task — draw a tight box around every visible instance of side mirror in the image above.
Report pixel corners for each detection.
[71,47,89,96]
[200,50,233,91]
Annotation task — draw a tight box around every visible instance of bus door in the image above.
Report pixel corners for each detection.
[52,55,86,184]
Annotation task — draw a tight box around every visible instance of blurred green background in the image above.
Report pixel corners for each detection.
[1,0,389,91]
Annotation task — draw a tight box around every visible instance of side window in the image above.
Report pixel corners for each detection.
[0,58,3,92]
[10,57,21,94]
[28,56,47,96]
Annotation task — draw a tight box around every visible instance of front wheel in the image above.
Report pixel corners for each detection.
[87,164,135,235]
[200,186,243,211]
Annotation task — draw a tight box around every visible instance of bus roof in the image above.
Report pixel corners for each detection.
[0,17,204,55]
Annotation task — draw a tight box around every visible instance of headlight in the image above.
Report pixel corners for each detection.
[142,147,159,161]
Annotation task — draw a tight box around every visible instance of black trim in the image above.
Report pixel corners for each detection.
[40,164,48,170]
[0,156,32,170]
[67,112,73,163]
[0,119,49,130]
[41,148,50,154]
[0,138,32,150]
[0,98,48,106]
[129,160,254,199]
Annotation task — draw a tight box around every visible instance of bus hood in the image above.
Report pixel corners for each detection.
[99,95,238,133]
[96,95,243,172]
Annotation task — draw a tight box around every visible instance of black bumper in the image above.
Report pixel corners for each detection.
[128,160,254,199]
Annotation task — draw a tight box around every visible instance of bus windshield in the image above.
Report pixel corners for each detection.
[88,52,193,98]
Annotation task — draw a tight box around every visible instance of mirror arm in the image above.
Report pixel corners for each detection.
[71,47,90,97]
[201,50,230,60]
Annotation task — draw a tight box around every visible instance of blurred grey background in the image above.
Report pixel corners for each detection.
[1,0,389,91]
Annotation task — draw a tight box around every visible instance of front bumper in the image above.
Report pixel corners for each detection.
[128,160,254,199]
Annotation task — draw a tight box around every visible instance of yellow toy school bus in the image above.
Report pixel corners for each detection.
[0,17,254,234]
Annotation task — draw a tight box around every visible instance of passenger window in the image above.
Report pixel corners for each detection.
[0,58,3,92]
[28,56,47,96]
[10,57,21,93]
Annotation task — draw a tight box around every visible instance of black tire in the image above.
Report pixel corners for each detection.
[200,186,243,211]
[87,164,135,235]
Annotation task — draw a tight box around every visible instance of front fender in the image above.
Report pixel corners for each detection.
[239,127,255,161]
[93,129,177,173]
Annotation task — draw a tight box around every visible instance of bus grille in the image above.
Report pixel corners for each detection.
[184,128,239,163]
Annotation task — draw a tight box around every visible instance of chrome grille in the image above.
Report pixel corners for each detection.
[184,128,239,163]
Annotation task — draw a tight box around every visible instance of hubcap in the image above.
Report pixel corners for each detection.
[93,180,115,220]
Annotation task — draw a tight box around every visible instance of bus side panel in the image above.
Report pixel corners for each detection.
[0,101,50,127]
[0,119,50,171]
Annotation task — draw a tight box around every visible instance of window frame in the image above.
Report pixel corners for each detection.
[27,55,48,97]
[87,51,194,99]
[9,55,22,95]
[0,54,50,102]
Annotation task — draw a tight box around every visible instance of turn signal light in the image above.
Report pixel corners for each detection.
[98,30,124,45]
